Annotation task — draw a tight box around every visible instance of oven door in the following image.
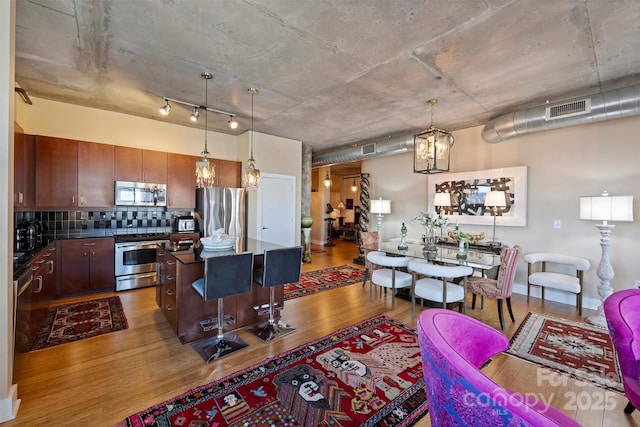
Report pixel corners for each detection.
[115,241,162,276]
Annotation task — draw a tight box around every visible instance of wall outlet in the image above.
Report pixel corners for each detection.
[635,280,640,289]
[553,219,561,229]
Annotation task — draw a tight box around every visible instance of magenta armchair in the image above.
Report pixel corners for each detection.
[604,288,640,414]
[418,309,581,426]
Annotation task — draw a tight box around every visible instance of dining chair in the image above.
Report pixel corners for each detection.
[524,252,590,315]
[418,309,582,426]
[366,250,411,310]
[191,251,254,363]
[250,246,303,342]
[359,231,378,288]
[604,288,640,414]
[467,245,521,330]
[408,259,472,318]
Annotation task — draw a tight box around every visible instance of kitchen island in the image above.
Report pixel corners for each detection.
[156,238,286,344]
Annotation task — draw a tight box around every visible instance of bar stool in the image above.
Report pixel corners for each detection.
[366,251,412,310]
[191,252,253,363]
[251,246,303,342]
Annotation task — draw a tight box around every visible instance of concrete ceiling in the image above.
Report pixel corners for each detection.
[14,0,640,157]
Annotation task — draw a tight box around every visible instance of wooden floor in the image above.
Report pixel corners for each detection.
[6,239,638,426]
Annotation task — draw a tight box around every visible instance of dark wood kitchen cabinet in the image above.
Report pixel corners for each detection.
[114,146,167,183]
[78,141,115,207]
[59,238,115,296]
[167,153,200,208]
[35,136,79,207]
[29,243,56,301]
[211,158,241,187]
[14,124,35,209]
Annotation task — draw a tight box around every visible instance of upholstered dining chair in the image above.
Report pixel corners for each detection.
[408,259,472,318]
[418,309,582,426]
[467,245,521,330]
[366,250,411,310]
[524,252,590,315]
[604,288,640,414]
[359,231,378,288]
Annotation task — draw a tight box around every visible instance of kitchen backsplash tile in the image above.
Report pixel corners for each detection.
[15,207,193,242]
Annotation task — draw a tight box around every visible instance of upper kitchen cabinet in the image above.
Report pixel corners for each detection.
[211,159,241,187]
[14,124,35,209]
[35,136,79,207]
[167,153,200,209]
[78,141,115,207]
[114,146,167,184]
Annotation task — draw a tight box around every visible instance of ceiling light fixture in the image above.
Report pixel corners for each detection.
[243,88,260,190]
[324,173,332,188]
[228,116,238,129]
[413,98,454,174]
[190,107,200,122]
[195,72,215,188]
[159,99,171,116]
[351,179,358,192]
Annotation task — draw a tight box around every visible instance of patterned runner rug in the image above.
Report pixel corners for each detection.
[507,312,623,393]
[285,265,364,300]
[121,315,427,427]
[30,296,128,351]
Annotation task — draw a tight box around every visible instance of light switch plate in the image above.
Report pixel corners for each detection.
[553,220,561,229]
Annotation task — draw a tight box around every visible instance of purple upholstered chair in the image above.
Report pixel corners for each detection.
[417,309,581,426]
[604,288,640,414]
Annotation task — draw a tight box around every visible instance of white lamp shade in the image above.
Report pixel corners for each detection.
[484,190,508,208]
[580,195,634,222]
[433,192,452,207]
[370,198,391,214]
[337,201,346,210]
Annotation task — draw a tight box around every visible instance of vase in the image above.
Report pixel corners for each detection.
[423,226,437,252]
[457,239,469,259]
[302,228,312,263]
[398,222,408,250]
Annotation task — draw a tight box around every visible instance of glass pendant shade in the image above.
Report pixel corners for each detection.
[243,159,260,189]
[195,156,215,188]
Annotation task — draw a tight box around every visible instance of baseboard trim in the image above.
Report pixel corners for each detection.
[512,282,600,311]
[0,384,20,422]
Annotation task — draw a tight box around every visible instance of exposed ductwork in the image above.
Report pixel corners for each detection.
[312,133,414,168]
[482,84,640,144]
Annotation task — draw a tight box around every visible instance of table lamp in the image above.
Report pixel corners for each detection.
[370,197,391,250]
[434,192,452,241]
[580,191,634,328]
[484,190,508,246]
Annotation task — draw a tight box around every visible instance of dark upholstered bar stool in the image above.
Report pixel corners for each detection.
[191,252,253,363]
[251,246,302,342]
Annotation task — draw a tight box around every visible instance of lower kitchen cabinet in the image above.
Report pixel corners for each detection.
[59,237,115,296]
[156,247,178,333]
[30,243,56,301]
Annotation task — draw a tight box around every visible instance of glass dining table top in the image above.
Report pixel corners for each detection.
[368,241,501,271]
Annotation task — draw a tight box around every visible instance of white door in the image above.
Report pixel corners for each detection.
[257,173,296,246]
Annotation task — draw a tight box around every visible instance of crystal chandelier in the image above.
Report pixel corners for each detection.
[243,88,260,189]
[195,72,215,188]
[413,99,454,174]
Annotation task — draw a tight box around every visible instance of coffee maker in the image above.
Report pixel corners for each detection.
[15,220,42,252]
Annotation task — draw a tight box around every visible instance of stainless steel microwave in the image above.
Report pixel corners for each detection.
[115,181,167,206]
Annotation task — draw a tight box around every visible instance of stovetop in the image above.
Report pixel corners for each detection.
[114,232,170,243]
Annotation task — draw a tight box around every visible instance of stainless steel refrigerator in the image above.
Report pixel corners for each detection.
[195,187,247,240]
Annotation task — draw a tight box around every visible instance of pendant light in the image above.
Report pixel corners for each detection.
[351,179,358,192]
[243,88,260,189]
[195,72,215,188]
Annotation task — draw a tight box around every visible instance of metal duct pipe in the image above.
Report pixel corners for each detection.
[482,84,640,143]
[312,133,414,167]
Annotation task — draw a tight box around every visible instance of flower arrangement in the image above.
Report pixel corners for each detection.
[412,212,448,228]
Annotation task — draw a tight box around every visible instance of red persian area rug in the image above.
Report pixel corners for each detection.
[507,312,623,393]
[121,315,427,427]
[284,265,365,300]
[30,296,128,351]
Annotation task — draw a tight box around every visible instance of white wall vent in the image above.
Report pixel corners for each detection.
[361,143,376,155]
[545,98,591,121]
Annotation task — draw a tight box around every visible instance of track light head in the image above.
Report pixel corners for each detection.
[159,99,171,116]
[228,116,238,129]
[190,107,200,122]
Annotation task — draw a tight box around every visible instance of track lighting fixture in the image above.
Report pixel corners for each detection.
[190,107,200,122]
[159,99,171,116]
[160,78,237,128]
[228,116,238,129]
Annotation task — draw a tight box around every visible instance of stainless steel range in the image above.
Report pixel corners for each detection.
[114,232,170,291]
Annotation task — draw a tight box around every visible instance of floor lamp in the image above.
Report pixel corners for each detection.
[580,191,634,328]
[484,190,508,246]
[370,197,391,250]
